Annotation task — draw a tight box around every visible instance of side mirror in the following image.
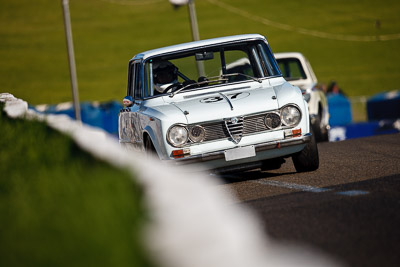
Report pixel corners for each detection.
[123,96,133,107]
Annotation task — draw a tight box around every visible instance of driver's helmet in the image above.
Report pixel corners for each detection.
[153,61,178,93]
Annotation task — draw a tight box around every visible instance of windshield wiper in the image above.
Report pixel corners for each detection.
[169,77,228,98]
[168,73,262,98]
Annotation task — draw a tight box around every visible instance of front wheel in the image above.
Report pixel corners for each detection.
[292,127,319,172]
[144,136,157,157]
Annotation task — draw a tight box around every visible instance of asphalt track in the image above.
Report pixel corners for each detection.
[217,133,400,267]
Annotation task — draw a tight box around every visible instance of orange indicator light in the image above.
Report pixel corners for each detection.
[172,150,184,159]
[292,129,302,137]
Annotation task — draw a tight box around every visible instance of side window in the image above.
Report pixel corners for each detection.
[134,63,142,99]
[127,63,135,97]
[128,62,143,99]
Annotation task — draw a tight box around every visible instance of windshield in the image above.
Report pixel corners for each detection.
[143,40,280,98]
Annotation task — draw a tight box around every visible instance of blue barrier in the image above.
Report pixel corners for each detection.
[367,90,400,121]
[329,120,400,142]
[30,101,123,136]
[327,93,352,126]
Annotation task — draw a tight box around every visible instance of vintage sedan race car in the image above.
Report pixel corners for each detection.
[119,34,319,173]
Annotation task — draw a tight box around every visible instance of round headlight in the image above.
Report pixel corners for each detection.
[281,105,301,127]
[264,113,281,129]
[167,125,188,147]
[189,125,205,143]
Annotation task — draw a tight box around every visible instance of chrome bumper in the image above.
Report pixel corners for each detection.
[175,133,312,165]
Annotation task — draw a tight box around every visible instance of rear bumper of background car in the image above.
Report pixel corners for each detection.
[174,133,312,165]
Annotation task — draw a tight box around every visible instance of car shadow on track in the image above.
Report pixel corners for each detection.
[215,169,297,184]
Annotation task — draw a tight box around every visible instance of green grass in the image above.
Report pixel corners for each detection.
[1,0,400,105]
[0,105,154,267]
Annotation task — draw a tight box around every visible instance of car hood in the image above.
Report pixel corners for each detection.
[165,84,279,124]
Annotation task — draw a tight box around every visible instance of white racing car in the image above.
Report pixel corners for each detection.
[119,34,319,173]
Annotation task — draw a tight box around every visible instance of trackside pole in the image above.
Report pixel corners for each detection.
[170,0,205,77]
[61,0,81,122]
[187,0,205,77]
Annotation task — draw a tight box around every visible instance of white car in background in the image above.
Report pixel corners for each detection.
[275,52,330,141]
[119,34,319,173]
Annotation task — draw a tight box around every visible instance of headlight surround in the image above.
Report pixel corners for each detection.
[167,125,188,147]
[281,105,301,127]
[189,125,206,143]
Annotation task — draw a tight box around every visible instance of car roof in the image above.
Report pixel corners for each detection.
[131,34,267,61]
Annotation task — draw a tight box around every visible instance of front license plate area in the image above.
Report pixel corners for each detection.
[224,145,256,161]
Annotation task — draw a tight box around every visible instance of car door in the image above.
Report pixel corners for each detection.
[119,61,144,150]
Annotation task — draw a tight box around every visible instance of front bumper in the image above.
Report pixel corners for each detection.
[174,133,312,165]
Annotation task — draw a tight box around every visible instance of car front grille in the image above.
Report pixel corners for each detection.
[192,112,273,143]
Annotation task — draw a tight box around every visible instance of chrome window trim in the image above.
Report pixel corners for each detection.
[251,46,265,78]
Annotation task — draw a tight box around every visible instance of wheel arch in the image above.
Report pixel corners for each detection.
[142,127,166,159]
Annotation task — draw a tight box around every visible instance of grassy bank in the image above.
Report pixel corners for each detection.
[1,0,400,104]
[0,105,154,267]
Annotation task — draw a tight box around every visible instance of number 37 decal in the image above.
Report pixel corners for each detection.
[200,92,250,103]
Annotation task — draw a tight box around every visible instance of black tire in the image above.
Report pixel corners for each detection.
[311,113,323,142]
[312,110,329,142]
[292,126,319,172]
[144,136,157,156]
